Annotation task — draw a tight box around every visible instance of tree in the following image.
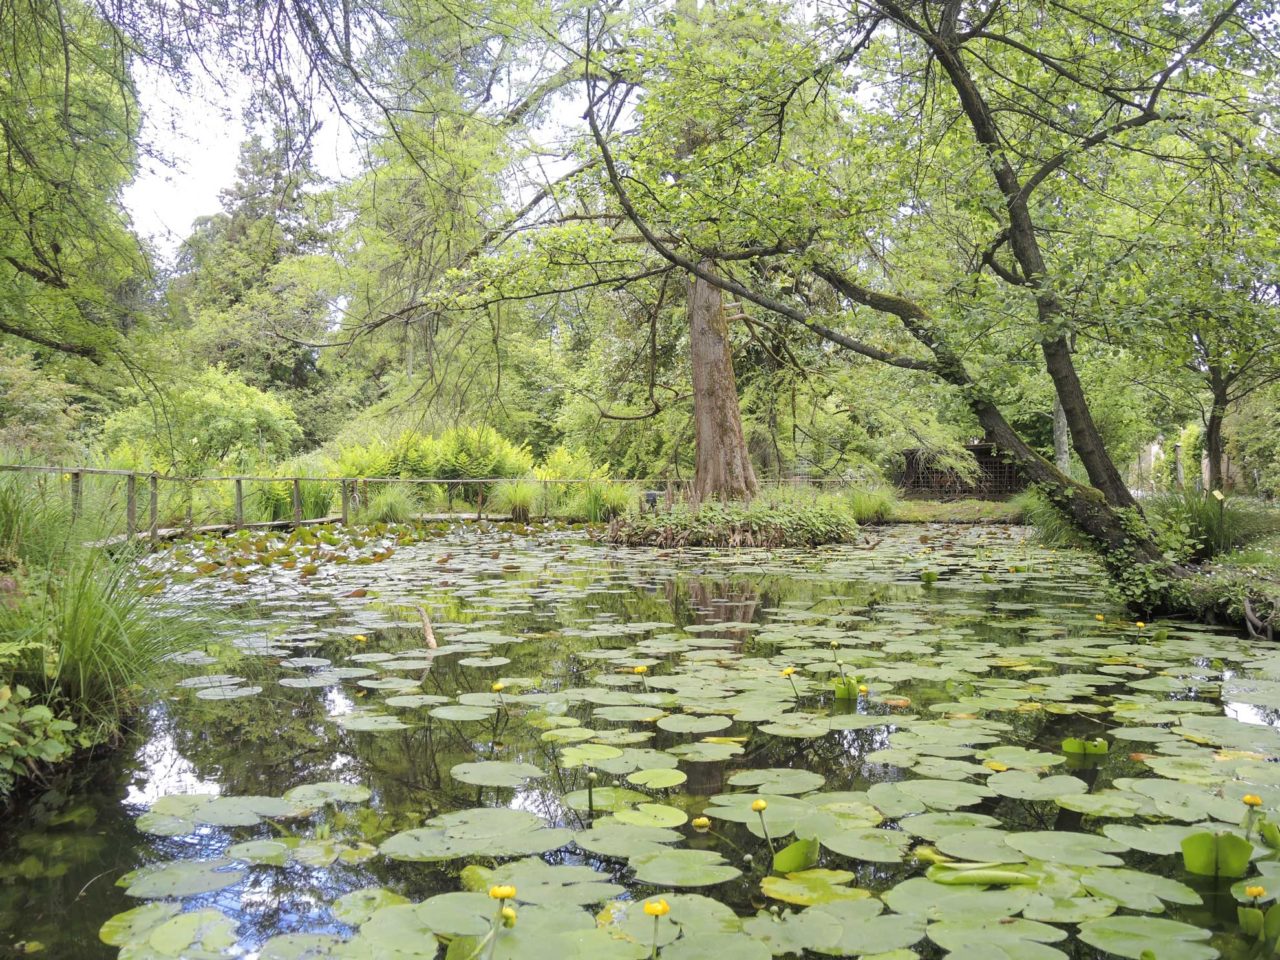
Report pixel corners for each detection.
[556,0,1277,607]
[0,0,147,361]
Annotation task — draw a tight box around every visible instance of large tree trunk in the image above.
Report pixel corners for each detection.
[689,262,758,502]
[1203,366,1229,493]
[1052,395,1071,474]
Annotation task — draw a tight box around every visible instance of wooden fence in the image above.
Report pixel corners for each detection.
[0,464,870,545]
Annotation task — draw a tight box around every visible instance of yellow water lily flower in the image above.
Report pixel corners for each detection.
[1247,886,1267,899]
[781,667,796,677]
[1244,794,1264,807]
[643,899,670,917]
[491,681,506,693]
[633,665,648,675]
[691,816,711,833]
[488,885,517,900]
[501,905,517,926]
[751,798,768,813]
[353,634,368,643]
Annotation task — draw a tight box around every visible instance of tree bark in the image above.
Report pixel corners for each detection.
[1205,370,1228,493]
[689,261,758,502]
[1052,395,1071,474]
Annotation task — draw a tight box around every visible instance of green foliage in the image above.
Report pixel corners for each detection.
[612,497,858,548]
[1146,491,1280,564]
[102,367,302,475]
[0,683,79,797]
[0,472,204,796]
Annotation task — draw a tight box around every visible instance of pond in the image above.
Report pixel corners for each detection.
[2,522,1278,960]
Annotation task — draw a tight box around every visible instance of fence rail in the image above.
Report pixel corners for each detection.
[0,463,866,544]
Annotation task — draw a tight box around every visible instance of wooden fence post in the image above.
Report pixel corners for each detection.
[149,474,159,543]
[234,478,244,530]
[126,474,137,538]
[292,478,303,523]
[70,471,82,521]
[340,480,350,525]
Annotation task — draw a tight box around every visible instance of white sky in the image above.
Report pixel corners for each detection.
[122,64,359,263]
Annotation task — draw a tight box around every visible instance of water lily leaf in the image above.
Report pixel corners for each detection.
[626,768,687,789]
[1054,790,1144,818]
[145,908,238,956]
[986,772,1088,802]
[741,907,844,955]
[1077,916,1217,960]
[927,916,1067,957]
[1100,823,1202,856]
[283,781,372,806]
[820,826,912,863]
[562,786,649,812]
[450,760,546,787]
[333,887,410,926]
[337,712,410,731]
[666,741,744,762]
[464,858,626,905]
[381,808,572,862]
[977,746,1065,770]
[429,704,494,722]
[228,839,290,865]
[727,768,825,795]
[120,859,246,898]
[99,902,181,946]
[899,812,1001,839]
[573,822,682,860]
[1004,831,1126,867]
[934,828,1020,863]
[258,933,348,959]
[614,803,687,828]
[809,899,927,956]
[1021,894,1116,924]
[1180,829,1253,878]
[195,684,262,700]
[562,743,626,767]
[760,869,870,906]
[660,933,771,960]
[772,837,821,874]
[657,714,732,734]
[884,878,1033,921]
[893,779,994,810]
[1080,867,1201,913]
[629,849,741,887]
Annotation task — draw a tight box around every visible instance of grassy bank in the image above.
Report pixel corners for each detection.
[0,473,205,803]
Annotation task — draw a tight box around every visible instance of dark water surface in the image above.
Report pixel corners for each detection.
[1,523,1274,959]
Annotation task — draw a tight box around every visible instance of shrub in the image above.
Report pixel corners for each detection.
[492,479,540,522]
[611,498,858,548]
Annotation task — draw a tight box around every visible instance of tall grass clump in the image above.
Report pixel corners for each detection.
[1011,488,1089,547]
[492,479,540,522]
[0,470,207,797]
[355,484,420,525]
[564,480,634,522]
[845,484,899,523]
